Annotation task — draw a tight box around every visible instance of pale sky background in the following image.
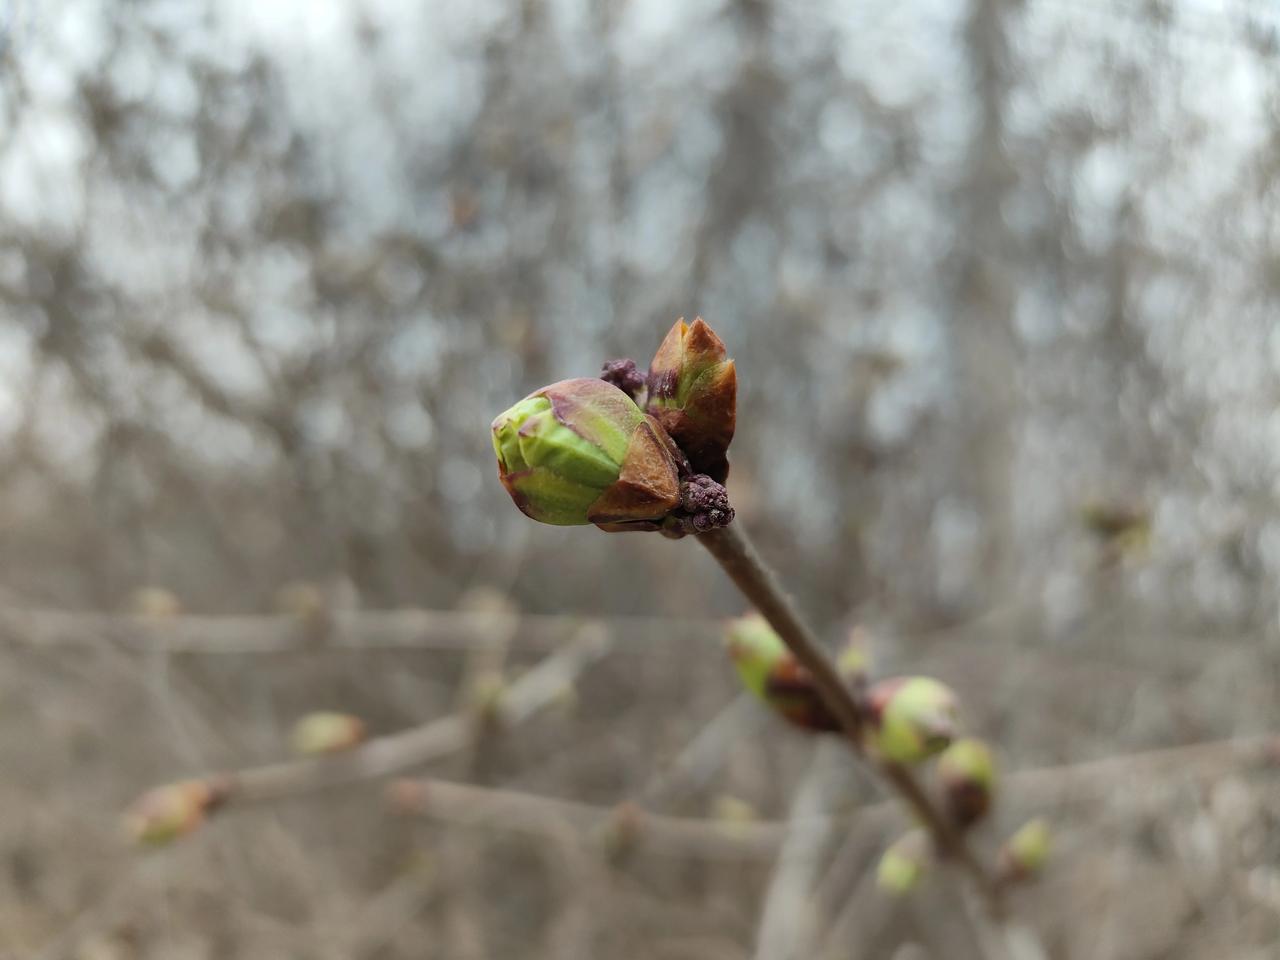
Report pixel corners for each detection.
[4,0,1280,625]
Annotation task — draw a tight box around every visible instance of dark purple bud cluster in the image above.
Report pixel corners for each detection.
[600,358,647,401]
[674,474,734,534]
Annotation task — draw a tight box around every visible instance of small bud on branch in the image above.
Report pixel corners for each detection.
[877,830,930,895]
[836,626,872,694]
[866,677,959,764]
[724,613,842,732]
[937,737,997,829]
[999,818,1052,882]
[491,378,684,530]
[124,778,228,846]
[488,319,1013,918]
[290,712,367,756]
[646,317,737,483]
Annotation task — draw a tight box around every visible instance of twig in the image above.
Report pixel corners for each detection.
[697,526,864,738]
[697,524,1002,904]
[201,628,610,807]
[389,772,888,860]
[637,693,762,806]
[753,743,845,960]
[389,732,1279,861]
[2,604,1252,677]
[0,606,709,654]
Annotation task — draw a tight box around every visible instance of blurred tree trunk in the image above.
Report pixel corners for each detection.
[946,0,1023,615]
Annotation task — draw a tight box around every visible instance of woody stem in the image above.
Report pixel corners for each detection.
[696,523,1004,910]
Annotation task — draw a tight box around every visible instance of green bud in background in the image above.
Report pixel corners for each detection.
[999,818,1052,881]
[646,317,737,483]
[1081,499,1151,562]
[836,625,872,694]
[492,378,683,529]
[274,580,329,631]
[724,613,840,733]
[124,778,226,846]
[865,676,959,764]
[128,586,182,619]
[597,801,646,864]
[290,711,366,756]
[877,830,930,895]
[711,793,758,825]
[936,737,997,829]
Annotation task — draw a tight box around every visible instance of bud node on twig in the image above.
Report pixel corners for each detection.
[600,358,647,400]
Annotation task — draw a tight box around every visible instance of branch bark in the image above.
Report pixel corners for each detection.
[200,629,610,807]
[390,732,1279,860]
[697,523,1004,907]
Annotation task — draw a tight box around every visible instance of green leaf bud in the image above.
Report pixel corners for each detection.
[937,737,997,829]
[1000,818,1052,881]
[866,676,959,764]
[290,711,366,756]
[492,378,683,529]
[877,830,930,895]
[124,779,226,846]
[724,614,840,733]
[646,317,737,483]
[128,586,182,619]
[836,625,873,693]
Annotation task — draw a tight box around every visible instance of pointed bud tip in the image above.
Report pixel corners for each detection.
[685,316,728,357]
[646,317,736,482]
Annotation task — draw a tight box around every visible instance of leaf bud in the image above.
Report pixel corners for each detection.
[646,317,737,483]
[865,676,959,764]
[290,711,366,756]
[492,378,683,530]
[724,614,840,733]
[877,830,930,895]
[936,737,997,829]
[999,818,1052,881]
[124,778,227,846]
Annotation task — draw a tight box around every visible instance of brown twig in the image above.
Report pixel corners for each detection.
[185,628,610,808]
[388,732,1280,860]
[0,606,708,654]
[696,524,1004,906]
[388,771,883,861]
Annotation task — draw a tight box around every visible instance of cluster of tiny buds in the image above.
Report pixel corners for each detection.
[675,474,734,534]
[599,358,647,401]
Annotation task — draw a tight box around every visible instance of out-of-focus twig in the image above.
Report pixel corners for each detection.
[752,743,844,960]
[637,693,763,806]
[163,629,611,811]
[0,606,712,654]
[387,732,1280,862]
[1,604,1253,679]
[388,771,884,861]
